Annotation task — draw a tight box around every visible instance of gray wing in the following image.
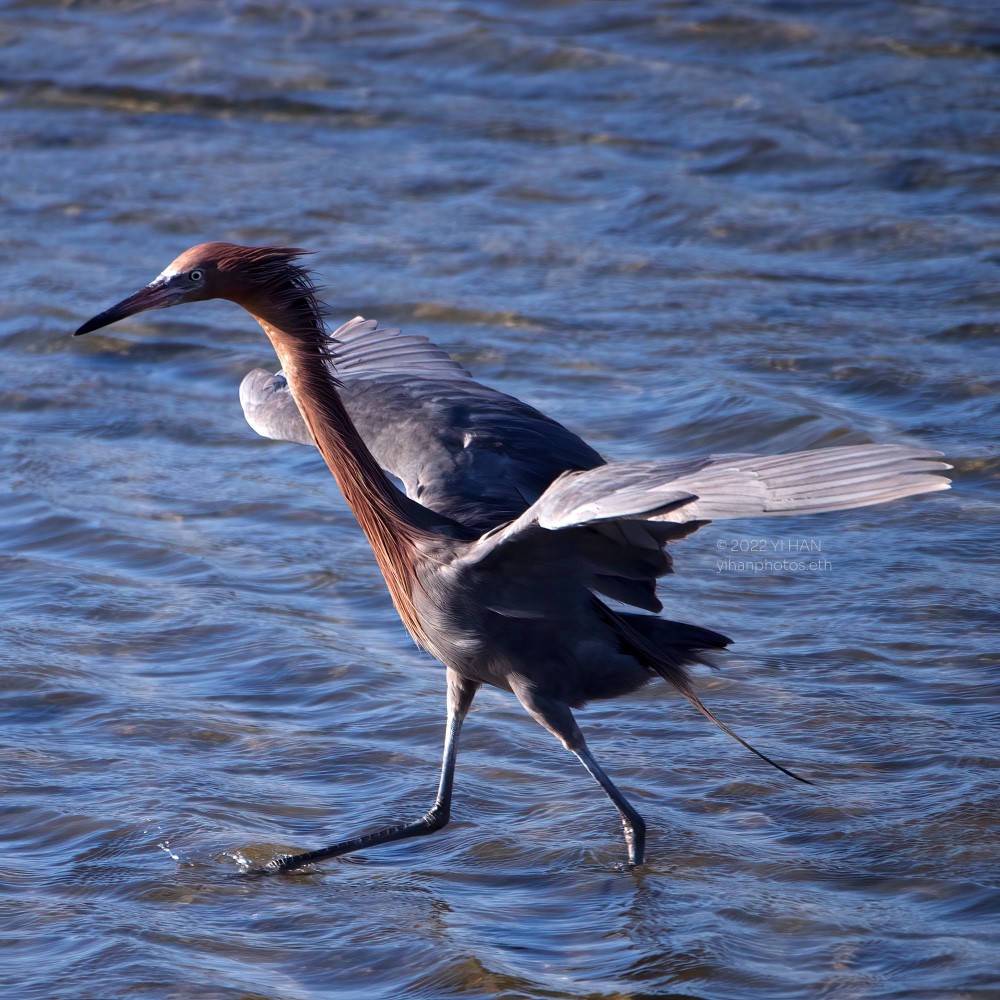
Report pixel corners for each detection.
[240,368,315,446]
[654,444,951,521]
[239,316,473,445]
[330,316,472,380]
[496,443,949,537]
[467,443,950,613]
[239,317,605,532]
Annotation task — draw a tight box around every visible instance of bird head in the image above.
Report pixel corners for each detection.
[74,242,313,336]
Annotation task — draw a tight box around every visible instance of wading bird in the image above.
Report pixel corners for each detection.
[75,244,950,870]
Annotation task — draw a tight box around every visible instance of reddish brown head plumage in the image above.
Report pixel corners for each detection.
[170,243,330,343]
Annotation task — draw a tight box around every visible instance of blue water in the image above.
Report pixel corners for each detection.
[1,2,998,998]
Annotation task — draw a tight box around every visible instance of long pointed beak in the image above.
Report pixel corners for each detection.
[74,278,179,336]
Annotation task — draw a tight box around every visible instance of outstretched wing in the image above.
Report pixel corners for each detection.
[240,368,315,445]
[238,317,605,532]
[654,444,951,521]
[329,316,473,381]
[239,315,473,444]
[467,443,950,611]
[510,443,949,531]
[239,316,474,445]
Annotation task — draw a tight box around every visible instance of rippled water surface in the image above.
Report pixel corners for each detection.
[2,2,999,998]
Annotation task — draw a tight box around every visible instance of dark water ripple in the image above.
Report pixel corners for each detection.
[1,2,999,998]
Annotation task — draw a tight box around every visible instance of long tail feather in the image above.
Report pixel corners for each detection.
[605,604,811,785]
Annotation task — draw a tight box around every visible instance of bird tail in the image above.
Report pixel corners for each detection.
[617,612,730,673]
[605,605,811,785]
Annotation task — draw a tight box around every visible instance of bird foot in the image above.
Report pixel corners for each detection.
[265,851,318,873]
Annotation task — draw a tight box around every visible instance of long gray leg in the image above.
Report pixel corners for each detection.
[268,669,479,872]
[511,681,646,865]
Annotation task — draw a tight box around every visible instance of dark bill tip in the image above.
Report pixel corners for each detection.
[74,311,117,336]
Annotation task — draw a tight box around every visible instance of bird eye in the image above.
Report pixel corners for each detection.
[189,269,204,281]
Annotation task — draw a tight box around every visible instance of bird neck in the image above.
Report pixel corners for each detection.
[250,307,436,647]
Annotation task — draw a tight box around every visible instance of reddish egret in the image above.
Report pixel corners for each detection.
[75,243,950,869]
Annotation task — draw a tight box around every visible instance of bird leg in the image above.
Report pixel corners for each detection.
[268,669,479,872]
[511,681,646,865]
[571,741,646,866]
